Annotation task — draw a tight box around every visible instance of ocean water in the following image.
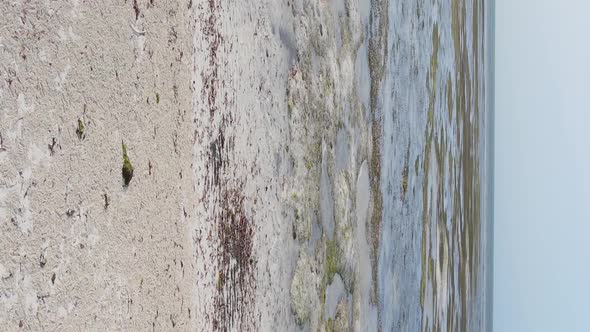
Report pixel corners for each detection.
[376,0,492,330]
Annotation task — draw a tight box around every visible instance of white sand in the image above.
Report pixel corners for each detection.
[1,1,197,330]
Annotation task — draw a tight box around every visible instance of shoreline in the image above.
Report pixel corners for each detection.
[285,0,380,329]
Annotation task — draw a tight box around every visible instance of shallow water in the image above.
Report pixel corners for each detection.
[376,0,492,330]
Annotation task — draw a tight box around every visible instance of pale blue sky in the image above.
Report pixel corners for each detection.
[494,0,590,331]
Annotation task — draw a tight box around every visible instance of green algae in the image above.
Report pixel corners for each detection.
[76,119,86,140]
[122,141,134,187]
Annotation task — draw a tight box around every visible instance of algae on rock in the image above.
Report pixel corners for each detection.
[333,298,350,331]
[290,252,315,326]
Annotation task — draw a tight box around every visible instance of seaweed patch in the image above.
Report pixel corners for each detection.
[122,141,134,187]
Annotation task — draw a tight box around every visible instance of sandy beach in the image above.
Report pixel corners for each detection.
[1,0,384,330]
[1,1,198,330]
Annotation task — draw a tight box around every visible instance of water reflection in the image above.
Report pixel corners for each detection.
[378,0,489,330]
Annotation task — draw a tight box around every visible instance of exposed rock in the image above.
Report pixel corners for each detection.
[334,298,351,331]
[290,252,315,326]
[295,211,312,243]
[333,171,356,289]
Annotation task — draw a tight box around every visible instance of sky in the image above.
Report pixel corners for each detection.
[494,0,590,331]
